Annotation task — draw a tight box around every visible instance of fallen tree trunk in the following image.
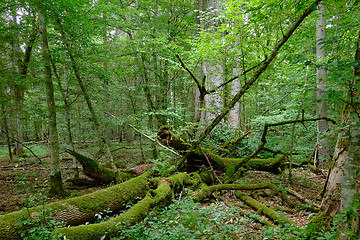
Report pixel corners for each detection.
[52,173,197,240]
[0,173,151,240]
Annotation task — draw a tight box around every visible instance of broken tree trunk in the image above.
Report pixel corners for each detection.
[0,173,151,240]
[157,128,285,176]
[65,149,130,184]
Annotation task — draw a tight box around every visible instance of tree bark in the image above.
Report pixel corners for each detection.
[0,173,151,240]
[337,134,360,239]
[51,60,79,177]
[315,3,330,168]
[38,10,65,196]
[321,30,360,219]
[51,173,196,240]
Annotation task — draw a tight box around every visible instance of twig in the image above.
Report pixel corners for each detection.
[262,91,291,116]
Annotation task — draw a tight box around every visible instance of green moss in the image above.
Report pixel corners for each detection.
[307,214,331,233]
[169,172,196,192]
[337,138,350,150]
[198,170,214,185]
[225,165,236,177]
[0,174,150,240]
[52,182,174,240]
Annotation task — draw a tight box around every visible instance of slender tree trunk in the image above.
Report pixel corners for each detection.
[1,91,13,160]
[321,30,360,220]
[38,10,65,196]
[230,63,241,128]
[54,16,116,171]
[315,3,330,168]
[10,10,24,156]
[51,60,79,177]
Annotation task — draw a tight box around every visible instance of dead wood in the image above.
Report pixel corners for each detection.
[0,173,152,240]
[157,128,285,176]
[52,172,197,240]
[236,191,294,225]
[286,188,321,209]
[194,182,319,213]
[65,149,130,184]
[121,163,154,176]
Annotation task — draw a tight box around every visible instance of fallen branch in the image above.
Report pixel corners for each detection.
[235,191,294,225]
[65,149,129,183]
[194,182,319,212]
[198,146,223,184]
[52,173,197,240]
[104,111,181,157]
[286,188,321,209]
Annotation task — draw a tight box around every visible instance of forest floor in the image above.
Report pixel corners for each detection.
[0,144,326,239]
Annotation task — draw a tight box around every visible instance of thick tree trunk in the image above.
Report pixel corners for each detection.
[38,10,65,196]
[315,3,330,168]
[337,134,360,239]
[321,30,360,220]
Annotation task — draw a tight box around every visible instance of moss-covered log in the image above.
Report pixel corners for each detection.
[0,173,151,240]
[235,191,293,225]
[52,172,198,240]
[201,149,286,177]
[65,149,130,183]
[194,182,319,213]
[194,183,269,202]
[244,155,285,174]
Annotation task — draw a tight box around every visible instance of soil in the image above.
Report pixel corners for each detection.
[0,152,326,237]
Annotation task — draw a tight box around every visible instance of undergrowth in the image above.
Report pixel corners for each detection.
[111,195,256,240]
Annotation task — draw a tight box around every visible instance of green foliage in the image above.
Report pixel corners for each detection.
[150,152,177,177]
[262,193,360,240]
[16,194,66,240]
[111,196,252,240]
